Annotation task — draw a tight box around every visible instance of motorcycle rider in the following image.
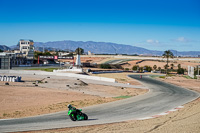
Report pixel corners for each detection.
[68,104,76,110]
[67,104,81,115]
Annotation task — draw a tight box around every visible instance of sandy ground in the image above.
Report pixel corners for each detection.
[60,56,200,70]
[122,60,200,70]
[0,74,146,119]
[23,74,200,133]
[59,57,108,64]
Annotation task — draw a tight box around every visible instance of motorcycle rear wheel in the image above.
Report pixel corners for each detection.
[83,113,88,120]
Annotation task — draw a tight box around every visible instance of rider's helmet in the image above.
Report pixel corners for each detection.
[67,104,72,108]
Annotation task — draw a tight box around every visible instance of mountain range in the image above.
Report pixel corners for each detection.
[0,45,11,51]
[2,40,200,57]
[33,40,200,57]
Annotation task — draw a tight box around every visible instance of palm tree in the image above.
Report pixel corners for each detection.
[75,47,84,55]
[163,50,174,74]
[153,65,157,70]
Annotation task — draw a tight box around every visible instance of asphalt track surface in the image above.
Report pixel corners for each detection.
[0,75,199,132]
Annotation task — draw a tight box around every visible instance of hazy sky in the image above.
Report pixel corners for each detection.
[0,0,199,51]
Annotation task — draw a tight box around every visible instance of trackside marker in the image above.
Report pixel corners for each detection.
[168,109,178,112]
[176,106,184,109]
[137,106,184,120]
[157,112,168,115]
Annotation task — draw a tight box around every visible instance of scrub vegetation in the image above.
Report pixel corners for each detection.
[27,68,58,72]
[113,95,132,99]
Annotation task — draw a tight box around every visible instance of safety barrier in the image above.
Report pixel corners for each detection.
[0,75,21,82]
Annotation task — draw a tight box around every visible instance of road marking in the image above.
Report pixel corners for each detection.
[178,106,184,108]
[137,106,184,120]
[137,117,154,120]
[168,109,178,112]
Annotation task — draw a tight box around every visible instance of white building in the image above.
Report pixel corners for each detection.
[88,51,92,55]
[19,39,34,59]
[58,52,70,57]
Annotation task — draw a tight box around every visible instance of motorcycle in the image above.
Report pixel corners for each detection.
[68,108,88,121]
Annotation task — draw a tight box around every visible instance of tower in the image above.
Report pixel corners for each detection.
[75,54,81,67]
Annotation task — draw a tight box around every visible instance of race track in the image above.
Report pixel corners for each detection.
[0,75,199,132]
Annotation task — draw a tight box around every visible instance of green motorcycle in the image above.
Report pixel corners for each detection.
[68,108,88,121]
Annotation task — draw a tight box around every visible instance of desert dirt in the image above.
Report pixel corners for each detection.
[61,56,200,71]
[77,56,199,71]
[20,74,200,133]
[59,57,108,64]
[122,60,200,70]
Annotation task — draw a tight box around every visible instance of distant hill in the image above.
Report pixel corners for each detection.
[169,50,200,57]
[8,40,200,57]
[0,45,11,51]
[34,40,200,57]
[34,40,163,55]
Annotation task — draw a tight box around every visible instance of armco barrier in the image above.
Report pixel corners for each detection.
[0,70,115,83]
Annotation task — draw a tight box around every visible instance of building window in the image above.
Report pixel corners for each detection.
[23,46,27,49]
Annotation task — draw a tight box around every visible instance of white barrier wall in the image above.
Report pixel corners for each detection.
[53,68,83,73]
[0,70,115,83]
[0,75,21,82]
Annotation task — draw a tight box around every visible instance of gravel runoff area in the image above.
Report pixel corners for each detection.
[17,73,200,133]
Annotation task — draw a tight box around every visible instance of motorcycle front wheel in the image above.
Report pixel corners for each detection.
[69,112,77,121]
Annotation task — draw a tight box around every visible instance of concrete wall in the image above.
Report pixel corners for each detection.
[53,68,83,73]
[0,70,115,83]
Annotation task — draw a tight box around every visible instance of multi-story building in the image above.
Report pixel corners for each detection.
[19,39,34,64]
[19,39,34,58]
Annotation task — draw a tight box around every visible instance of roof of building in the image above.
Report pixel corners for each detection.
[19,39,34,42]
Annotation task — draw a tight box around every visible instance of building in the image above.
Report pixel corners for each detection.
[58,52,70,57]
[19,39,34,58]
[88,51,92,55]
[12,53,27,66]
[0,53,13,69]
[8,44,28,66]
[19,39,35,64]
